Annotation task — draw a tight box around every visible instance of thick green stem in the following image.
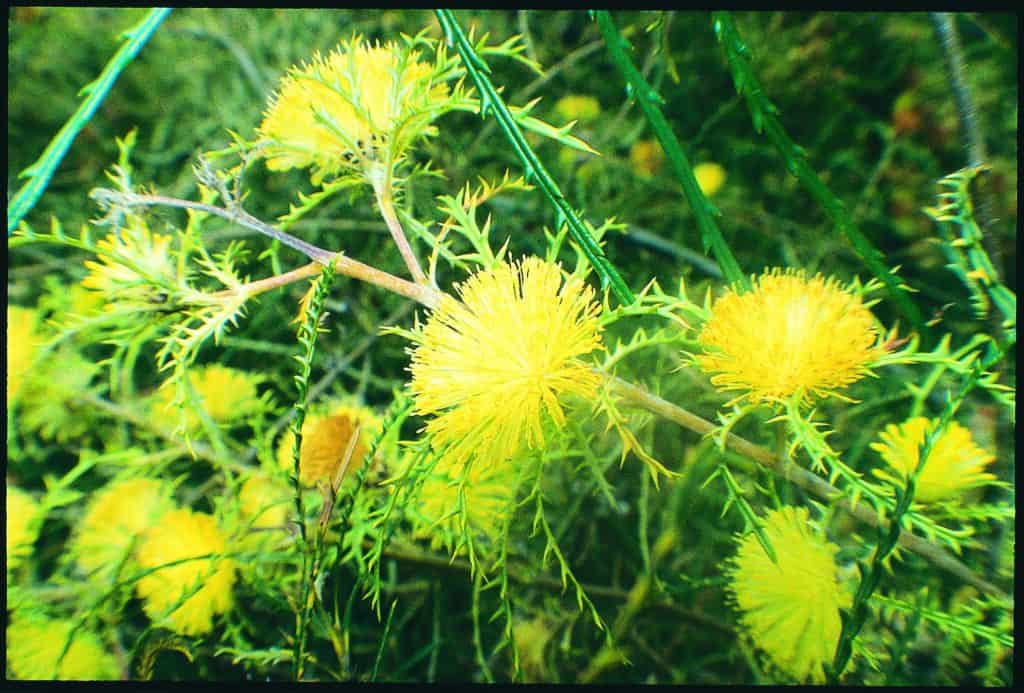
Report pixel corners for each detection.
[7,8,171,234]
[434,9,635,306]
[594,11,746,289]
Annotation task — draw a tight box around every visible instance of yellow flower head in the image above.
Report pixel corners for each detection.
[409,257,604,467]
[411,453,519,556]
[694,162,727,197]
[238,471,291,530]
[71,478,171,580]
[697,268,883,406]
[154,364,263,430]
[554,94,601,124]
[628,139,664,178]
[276,399,384,487]
[512,615,556,682]
[870,417,997,503]
[258,36,449,182]
[726,506,851,684]
[6,484,42,571]
[6,616,119,680]
[81,217,176,303]
[135,508,236,636]
[7,305,41,403]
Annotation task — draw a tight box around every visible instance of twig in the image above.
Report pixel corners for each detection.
[372,176,428,285]
[609,376,1009,600]
[98,190,442,308]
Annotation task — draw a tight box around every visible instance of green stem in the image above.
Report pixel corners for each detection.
[711,12,927,336]
[290,261,338,680]
[609,376,1007,599]
[827,343,1005,681]
[7,8,171,234]
[594,11,746,289]
[372,174,428,285]
[434,9,634,306]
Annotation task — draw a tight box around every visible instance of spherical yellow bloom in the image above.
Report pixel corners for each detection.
[871,417,997,503]
[6,617,119,680]
[628,139,664,178]
[7,305,41,403]
[697,268,883,406]
[6,485,41,571]
[726,506,851,684]
[693,162,727,197]
[409,257,604,468]
[135,508,236,636]
[154,364,262,430]
[258,36,449,181]
[411,454,519,555]
[276,400,383,486]
[238,472,291,530]
[71,478,171,580]
[554,94,601,124]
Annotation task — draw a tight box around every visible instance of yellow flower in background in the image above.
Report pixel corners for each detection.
[411,453,519,555]
[276,399,384,487]
[697,268,882,407]
[871,417,997,503]
[7,305,41,403]
[554,94,601,124]
[258,36,449,181]
[153,364,263,430]
[238,472,291,530]
[71,478,171,580]
[512,615,556,682]
[628,139,664,178]
[6,616,119,680]
[726,506,851,684]
[6,485,41,571]
[135,508,236,636]
[694,162,727,197]
[409,257,604,468]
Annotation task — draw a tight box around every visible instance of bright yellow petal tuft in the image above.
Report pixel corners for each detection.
[258,37,448,180]
[81,217,175,300]
[6,617,119,680]
[7,306,41,404]
[409,257,604,468]
[154,364,263,430]
[135,508,236,636]
[71,478,172,580]
[697,268,882,406]
[870,417,997,503]
[6,485,42,571]
[726,506,851,684]
[411,452,519,556]
[276,399,383,486]
[239,472,291,530]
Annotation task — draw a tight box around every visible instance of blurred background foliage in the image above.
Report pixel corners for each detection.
[6,8,1016,683]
